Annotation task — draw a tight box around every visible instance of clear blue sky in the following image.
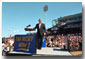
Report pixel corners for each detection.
[2,2,82,37]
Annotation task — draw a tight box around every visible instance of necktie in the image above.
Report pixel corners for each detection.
[39,24,41,28]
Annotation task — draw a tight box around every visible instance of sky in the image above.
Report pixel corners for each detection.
[2,2,82,37]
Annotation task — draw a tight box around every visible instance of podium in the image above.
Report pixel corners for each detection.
[14,34,36,54]
[24,28,46,48]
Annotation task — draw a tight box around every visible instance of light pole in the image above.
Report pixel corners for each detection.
[44,5,48,28]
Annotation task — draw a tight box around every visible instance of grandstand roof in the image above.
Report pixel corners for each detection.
[58,13,82,22]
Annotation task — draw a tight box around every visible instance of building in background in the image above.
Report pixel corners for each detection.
[47,13,82,35]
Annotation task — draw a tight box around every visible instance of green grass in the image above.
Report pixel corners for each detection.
[77,54,82,56]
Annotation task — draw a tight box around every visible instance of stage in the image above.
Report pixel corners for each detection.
[36,47,72,56]
[7,47,72,56]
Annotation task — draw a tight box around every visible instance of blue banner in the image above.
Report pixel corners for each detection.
[14,34,36,54]
[42,38,46,47]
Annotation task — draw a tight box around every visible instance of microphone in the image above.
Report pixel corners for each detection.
[26,24,31,28]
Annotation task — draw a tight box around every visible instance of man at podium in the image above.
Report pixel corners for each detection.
[25,18,46,50]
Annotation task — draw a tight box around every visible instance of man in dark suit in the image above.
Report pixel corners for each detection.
[33,19,46,49]
[25,18,46,49]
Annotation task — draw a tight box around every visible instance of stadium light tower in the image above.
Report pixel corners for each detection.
[44,5,48,28]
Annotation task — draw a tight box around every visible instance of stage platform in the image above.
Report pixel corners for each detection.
[7,51,32,56]
[7,47,72,56]
[36,47,72,56]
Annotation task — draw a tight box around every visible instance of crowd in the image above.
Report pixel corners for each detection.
[2,33,82,56]
[46,33,82,51]
[68,33,82,51]
[2,37,14,56]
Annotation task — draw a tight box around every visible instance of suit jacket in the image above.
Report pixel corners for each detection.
[34,23,46,36]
